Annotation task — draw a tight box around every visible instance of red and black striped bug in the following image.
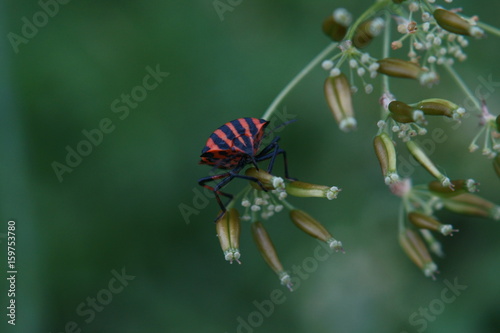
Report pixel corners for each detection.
[198,117,294,221]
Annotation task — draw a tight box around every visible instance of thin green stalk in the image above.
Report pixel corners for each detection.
[379,10,391,119]
[381,10,391,94]
[443,63,481,112]
[477,21,500,37]
[261,42,338,120]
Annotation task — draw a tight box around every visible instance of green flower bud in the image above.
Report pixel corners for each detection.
[289,209,344,252]
[433,9,485,38]
[251,221,293,290]
[408,212,457,236]
[428,179,478,197]
[406,140,450,187]
[324,73,356,132]
[399,229,438,278]
[443,193,500,220]
[216,209,242,264]
[286,181,341,200]
[373,132,400,184]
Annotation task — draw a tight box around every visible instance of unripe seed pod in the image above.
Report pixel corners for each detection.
[286,181,341,200]
[388,101,414,123]
[428,179,478,197]
[406,140,450,187]
[377,58,423,80]
[496,115,500,132]
[433,9,485,38]
[251,221,293,290]
[324,73,356,132]
[352,19,384,49]
[399,228,438,278]
[245,167,284,191]
[290,209,343,252]
[353,20,373,49]
[408,212,457,236]
[373,132,399,184]
[216,209,242,264]
[443,193,500,220]
[412,98,465,120]
[322,15,348,41]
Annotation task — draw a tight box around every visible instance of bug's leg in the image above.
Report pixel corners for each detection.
[256,144,297,181]
[199,173,233,221]
[231,174,268,192]
[257,136,280,157]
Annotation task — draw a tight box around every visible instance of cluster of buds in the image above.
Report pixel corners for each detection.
[214,168,343,290]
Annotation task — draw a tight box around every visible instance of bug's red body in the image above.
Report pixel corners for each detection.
[198,117,292,221]
[200,118,269,169]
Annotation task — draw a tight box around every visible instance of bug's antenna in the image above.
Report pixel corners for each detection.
[262,119,297,139]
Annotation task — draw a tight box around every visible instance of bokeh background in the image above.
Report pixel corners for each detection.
[1,0,499,332]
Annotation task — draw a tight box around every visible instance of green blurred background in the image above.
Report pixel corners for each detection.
[1,0,499,332]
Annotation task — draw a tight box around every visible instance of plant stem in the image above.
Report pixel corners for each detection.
[261,42,338,120]
[381,10,391,94]
[477,21,500,37]
[443,63,481,112]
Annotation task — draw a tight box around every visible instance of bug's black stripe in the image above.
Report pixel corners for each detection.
[244,117,259,137]
[230,119,245,136]
[201,145,210,154]
[210,132,230,150]
[219,124,236,140]
[230,119,250,151]
[240,133,252,151]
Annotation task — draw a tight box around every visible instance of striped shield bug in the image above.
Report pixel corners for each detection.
[198,117,294,221]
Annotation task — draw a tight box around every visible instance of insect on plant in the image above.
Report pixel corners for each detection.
[193,0,500,289]
[198,117,294,221]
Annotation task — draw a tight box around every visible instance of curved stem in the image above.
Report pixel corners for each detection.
[261,42,338,120]
[443,63,481,113]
